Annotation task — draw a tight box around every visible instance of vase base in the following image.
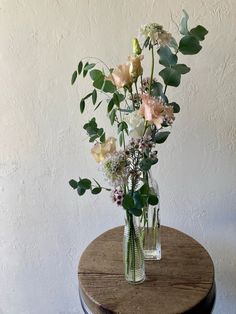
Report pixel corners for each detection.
[125,268,146,284]
[144,249,161,260]
[126,275,146,285]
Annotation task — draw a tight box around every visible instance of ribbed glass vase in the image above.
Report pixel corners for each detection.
[139,172,161,260]
[123,212,145,284]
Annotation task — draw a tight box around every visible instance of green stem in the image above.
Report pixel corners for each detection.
[130,89,135,110]
[119,109,126,150]
[140,74,144,94]
[134,81,140,108]
[149,46,155,94]
[142,121,148,137]
[164,85,167,94]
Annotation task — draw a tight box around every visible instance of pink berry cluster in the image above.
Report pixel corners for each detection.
[112,187,124,206]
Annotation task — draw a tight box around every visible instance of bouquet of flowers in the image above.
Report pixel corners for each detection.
[69,10,208,283]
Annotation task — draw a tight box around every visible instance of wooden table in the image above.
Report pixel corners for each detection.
[78,226,215,314]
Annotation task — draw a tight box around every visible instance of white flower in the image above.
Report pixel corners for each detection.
[140,23,163,42]
[102,152,128,186]
[139,23,172,46]
[124,110,145,138]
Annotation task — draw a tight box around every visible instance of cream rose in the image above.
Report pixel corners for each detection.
[91,137,116,163]
[107,64,132,89]
[128,55,144,80]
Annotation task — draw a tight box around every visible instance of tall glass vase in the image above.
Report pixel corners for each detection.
[139,172,161,260]
[123,212,145,284]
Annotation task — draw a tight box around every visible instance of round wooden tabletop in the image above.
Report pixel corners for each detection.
[78,226,215,314]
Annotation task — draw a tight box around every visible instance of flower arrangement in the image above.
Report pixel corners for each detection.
[69,11,208,283]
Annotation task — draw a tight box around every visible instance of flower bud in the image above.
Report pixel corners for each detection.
[132,38,142,55]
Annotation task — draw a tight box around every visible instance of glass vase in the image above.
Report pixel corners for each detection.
[123,212,145,284]
[139,172,161,260]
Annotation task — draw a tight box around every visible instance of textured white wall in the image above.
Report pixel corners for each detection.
[0,1,236,313]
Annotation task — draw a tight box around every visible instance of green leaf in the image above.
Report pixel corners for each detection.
[169,102,180,113]
[71,71,77,85]
[140,183,149,195]
[94,100,102,111]
[90,69,104,81]
[100,132,105,143]
[116,93,125,102]
[118,121,128,134]
[113,93,120,106]
[97,128,104,136]
[78,61,83,75]
[90,69,105,89]
[91,187,102,194]
[128,207,142,217]
[173,64,190,74]
[78,178,91,190]
[154,131,170,144]
[139,158,152,171]
[93,76,105,89]
[102,80,116,93]
[180,9,189,35]
[80,99,85,113]
[109,109,116,126]
[93,178,101,187]
[122,194,135,210]
[83,63,96,71]
[168,37,179,53]
[69,179,78,189]
[89,135,98,142]
[159,67,181,87]
[158,46,178,67]
[107,99,114,113]
[143,37,150,48]
[83,92,93,100]
[133,191,144,209]
[150,157,158,165]
[119,132,123,147]
[151,82,168,103]
[77,186,86,196]
[83,62,89,77]
[83,117,105,142]
[179,35,202,55]
[83,117,98,136]
[190,25,208,41]
[92,89,97,105]
[148,194,159,205]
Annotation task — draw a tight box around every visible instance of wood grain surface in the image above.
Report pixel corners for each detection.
[78,226,215,314]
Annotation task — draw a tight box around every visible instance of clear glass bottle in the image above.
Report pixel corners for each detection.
[123,212,145,284]
[139,172,161,260]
